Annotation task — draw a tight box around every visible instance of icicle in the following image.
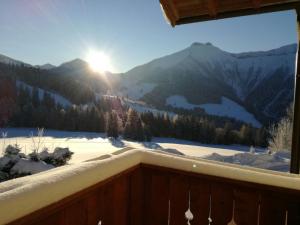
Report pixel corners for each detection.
[208,195,213,225]
[185,191,194,225]
[98,220,102,225]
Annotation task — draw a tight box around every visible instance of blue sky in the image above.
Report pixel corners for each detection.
[0,0,297,72]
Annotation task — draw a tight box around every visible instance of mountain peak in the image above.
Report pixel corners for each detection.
[190,42,214,47]
[36,63,56,70]
[59,58,88,69]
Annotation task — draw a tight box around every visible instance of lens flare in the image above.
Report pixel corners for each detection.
[86,50,113,73]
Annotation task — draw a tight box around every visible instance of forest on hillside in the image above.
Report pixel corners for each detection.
[0,75,268,147]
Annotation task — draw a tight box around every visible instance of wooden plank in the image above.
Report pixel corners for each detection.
[259,193,287,225]
[190,178,210,225]
[65,199,87,225]
[169,174,189,225]
[144,169,170,225]
[112,175,129,225]
[234,188,260,225]
[211,182,233,225]
[31,211,65,225]
[86,189,104,225]
[101,182,115,225]
[161,0,300,26]
[287,200,300,225]
[129,169,144,225]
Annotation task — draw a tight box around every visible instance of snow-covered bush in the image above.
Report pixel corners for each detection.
[4,144,21,156]
[51,147,73,166]
[10,159,54,175]
[0,145,73,182]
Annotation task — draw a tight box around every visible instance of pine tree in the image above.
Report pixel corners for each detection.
[106,111,119,138]
[124,109,146,141]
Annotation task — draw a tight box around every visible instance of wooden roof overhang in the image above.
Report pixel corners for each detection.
[160,0,300,26]
[160,0,300,174]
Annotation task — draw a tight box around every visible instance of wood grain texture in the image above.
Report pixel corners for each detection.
[7,164,300,225]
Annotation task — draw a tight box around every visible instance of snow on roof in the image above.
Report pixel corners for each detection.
[0,149,300,224]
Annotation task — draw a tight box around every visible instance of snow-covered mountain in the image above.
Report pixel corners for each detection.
[36,63,56,70]
[0,53,31,67]
[117,43,297,125]
[0,43,295,126]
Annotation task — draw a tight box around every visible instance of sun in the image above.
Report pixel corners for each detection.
[86,50,113,73]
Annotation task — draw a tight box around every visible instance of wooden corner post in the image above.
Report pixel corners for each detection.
[290,5,300,174]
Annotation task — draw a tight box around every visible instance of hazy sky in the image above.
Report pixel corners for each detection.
[0,0,297,72]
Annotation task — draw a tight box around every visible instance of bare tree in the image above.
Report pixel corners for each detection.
[268,104,293,152]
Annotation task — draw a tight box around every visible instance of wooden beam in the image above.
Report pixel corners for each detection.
[290,6,300,174]
[252,0,261,9]
[207,0,218,17]
[174,1,299,25]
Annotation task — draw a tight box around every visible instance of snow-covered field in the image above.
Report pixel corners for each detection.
[0,128,290,172]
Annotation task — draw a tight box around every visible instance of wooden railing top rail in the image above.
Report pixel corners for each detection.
[0,149,300,224]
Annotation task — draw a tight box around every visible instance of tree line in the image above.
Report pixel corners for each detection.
[0,78,268,147]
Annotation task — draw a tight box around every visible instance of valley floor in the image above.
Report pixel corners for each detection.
[0,128,290,172]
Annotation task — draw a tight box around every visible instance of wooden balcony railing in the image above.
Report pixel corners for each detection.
[1,150,300,225]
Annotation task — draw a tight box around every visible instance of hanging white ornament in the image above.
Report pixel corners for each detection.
[208,195,213,225]
[227,200,237,225]
[185,191,194,225]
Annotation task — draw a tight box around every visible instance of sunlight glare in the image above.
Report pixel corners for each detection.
[86,50,113,73]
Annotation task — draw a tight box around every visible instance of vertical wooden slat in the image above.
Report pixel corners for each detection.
[31,211,65,225]
[65,199,87,225]
[129,168,144,225]
[190,178,210,225]
[234,188,260,225]
[259,193,286,225]
[113,175,129,225]
[211,183,233,225]
[169,174,189,225]
[144,169,169,225]
[86,188,104,225]
[287,200,300,225]
[102,181,114,225]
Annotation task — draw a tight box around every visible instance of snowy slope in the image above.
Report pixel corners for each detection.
[16,81,72,107]
[166,95,261,127]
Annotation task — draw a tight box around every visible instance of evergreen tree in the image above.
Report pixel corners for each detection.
[124,109,146,141]
[106,111,119,138]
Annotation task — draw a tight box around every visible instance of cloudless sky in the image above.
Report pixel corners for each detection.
[0,0,297,72]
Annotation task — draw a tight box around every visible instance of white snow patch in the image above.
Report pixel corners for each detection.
[120,82,157,100]
[166,95,261,127]
[16,81,72,107]
[205,151,290,172]
[123,98,175,117]
[10,159,54,174]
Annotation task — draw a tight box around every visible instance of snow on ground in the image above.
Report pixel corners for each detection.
[0,128,290,172]
[119,82,157,100]
[166,95,261,128]
[16,80,72,107]
[123,98,175,117]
